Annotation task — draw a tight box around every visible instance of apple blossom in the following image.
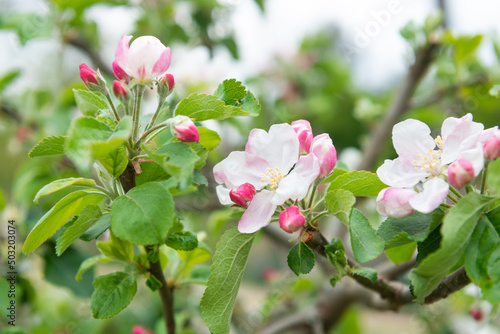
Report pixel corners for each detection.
[310,133,337,178]
[279,206,306,233]
[79,63,99,88]
[447,158,475,189]
[484,136,500,160]
[115,35,172,82]
[291,120,313,154]
[112,61,130,84]
[376,187,416,218]
[229,183,256,207]
[214,123,320,233]
[166,115,199,143]
[112,80,128,99]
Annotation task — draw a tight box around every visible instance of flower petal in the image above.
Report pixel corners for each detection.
[152,47,172,77]
[238,190,276,233]
[460,146,484,176]
[245,123,299,173]
[213,151,269,190]
[126,36,168,80]
[377,158,428,188]
[441,113,484,165]
[272,154,320,205]
[216,185,233,205]
[115,35,132,66]
[392,119,435,163]
[409,178,449,214]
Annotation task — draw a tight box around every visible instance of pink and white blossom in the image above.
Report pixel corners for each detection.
[376,187,416,218]
[484,132,500,160]
[310,134,337,178]
[279,206,306,233]
[291,120,313,154]
[166,115,199,143]
[229,183,256,207]
[115,35,171,82]
[447,158,475,189]
[112,61,130,84]
[214,124,320,233]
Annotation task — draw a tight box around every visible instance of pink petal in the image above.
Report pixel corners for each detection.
[238,190,276,233]
[273,154,319,205]
[409,178,449,213]
[213,151,269,190]
[114,35,132,68]
[152,47,172,77]
[441,113,484,165]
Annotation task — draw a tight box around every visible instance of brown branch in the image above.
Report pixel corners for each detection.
[64,33,113,77]
[358,42,439,171]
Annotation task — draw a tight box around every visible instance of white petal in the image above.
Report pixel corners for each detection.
[238,190,276,233]
[245,124,299,173]
[441,114,484,165]
[273,154,320,205]
[213,151,269,190]
[409,178,449,214]
[392,119,435,162]
[460,146,484,176]
[216,185,233,205]
[127,36,167,80]
[377,158,428,188]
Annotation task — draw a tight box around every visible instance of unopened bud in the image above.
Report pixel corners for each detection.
[484,137,500,160]
[279,206,305,234]
[131,325,153,334]
[158,73,175,101]
[469,308,483,322]
[166,115,199,143]
[376,187,416,218]
[79,63,99,89]
[112,80,128,99]
[112,61,130,84]
[229,183,256,207]
[291,120,313,154]
[448,158,475,189]
[311,134,337,178]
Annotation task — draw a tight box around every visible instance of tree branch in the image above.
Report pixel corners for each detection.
[64,33,113,76]
[358,42,439,171]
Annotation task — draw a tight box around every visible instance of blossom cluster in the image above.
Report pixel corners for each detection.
[79,35,198,144]
[376,113,499,218]
[214,121,336,233]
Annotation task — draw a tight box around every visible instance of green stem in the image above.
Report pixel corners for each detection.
[311,211,329,225]
[91,185,115,200]
[447,193,459,204]
[132,85,146,142]
[134,123,168,149]
[481,162,489,194]
[145,100,164,132]
[308,181,318,209]
[449,186,463,199]
[103,92,121,122]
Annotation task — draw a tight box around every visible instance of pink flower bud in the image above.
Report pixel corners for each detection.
[310,134,337,178]
[112,80,128,99]
[163,73,175,91]
[157,73,175,99]
[79,63,99,88]
[131,325,153,334]
[166,115,199,143]
[279,206,305,234]
[469,308,483,322]
[291,120,313,154]
[112,61,130,84]
[448,158,475,189]
[229,183,256,207]
[376,187,416,218]
[484,137,500,160]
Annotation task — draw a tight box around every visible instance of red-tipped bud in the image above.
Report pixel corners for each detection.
[112,61,130,84]
[112,80,128,99]
[376,187,416,218]
[131,325,153,334]
[291,120,313,154]
[158,73,175,100]
[279,206,305,234]
[311,134,337,178]
[448,158,475,189]
[163,73,175,91]
[79,63,99,88]
[229,183,256,207]
[166,115,199,143]
[469,308,483,322]
[484,137,500,160]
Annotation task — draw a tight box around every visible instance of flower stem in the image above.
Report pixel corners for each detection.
[481,162,489,195]
[145,100,165,132]
[103,92,121,122]
[308,181,318,209]
[449,186,463,199]
[132,84,146,142]
[134,123,168,149]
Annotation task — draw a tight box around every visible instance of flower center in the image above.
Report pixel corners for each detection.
[260,167,285,189]
[435,135,444,150]
[413,148,442,176]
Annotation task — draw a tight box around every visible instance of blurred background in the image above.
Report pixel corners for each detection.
[1,0,500,333]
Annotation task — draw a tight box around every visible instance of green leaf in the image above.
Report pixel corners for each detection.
[174,94,255,122]
[386,242,417,265]
[73,89,108,116]
[487,159,500,194]
[165,231,198,251]
[238,90,261,116]
[323,167,349,183]
[111,181,175,245]
[80,214,111,241]
[75,255,112,282]
[287,242,315,276]
[324,238,348,277]
[135,162,169,186]
[197,127,221,151]
[91,272,137,319]
[145,275,162,291]
[349,209,385,263]
[410,192,499,303]
[350,267,378,282]
[34,177,97,205]
[377,210,444,249]
[23,190,106,256]
[98,145,128,177]
[328,170,387,196]
[214,78,247,105]
[325,189,356,224]
[29,136,66,157]
[96,233,134,262]
[178,243,211,265]
[56,204,102,256]
[201,229,256,334]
